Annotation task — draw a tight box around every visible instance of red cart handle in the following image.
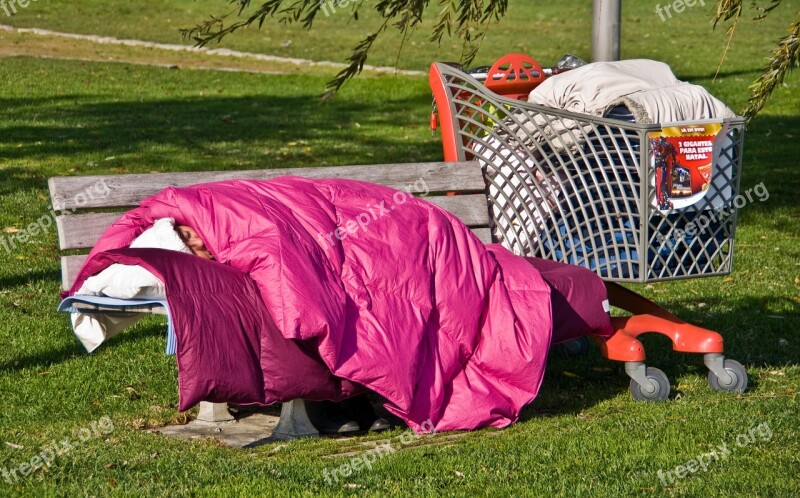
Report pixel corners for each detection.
[484,53,546,99]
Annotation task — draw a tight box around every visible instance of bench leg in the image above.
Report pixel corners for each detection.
[270,399,319,440]
[196,401,235,423]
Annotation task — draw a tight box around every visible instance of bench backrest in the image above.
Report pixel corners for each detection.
[49,161,491,291]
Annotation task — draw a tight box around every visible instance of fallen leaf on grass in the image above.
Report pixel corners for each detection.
[172,413,191,425]
[124,386,141,400]
[5,442,24,449]
[130,418,146,429]
[454,470,465,478]
[769,371,785,376]
[4,226,19,233]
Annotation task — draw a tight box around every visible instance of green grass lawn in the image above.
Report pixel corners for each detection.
[1,1,799,496]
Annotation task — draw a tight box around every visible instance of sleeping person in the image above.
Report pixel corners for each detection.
[174,224,214,260]
[65,176,614,433]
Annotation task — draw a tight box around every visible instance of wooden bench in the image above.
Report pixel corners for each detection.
[50,160,490,439]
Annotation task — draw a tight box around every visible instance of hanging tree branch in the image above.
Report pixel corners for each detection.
[742,16,800,118]
[181,0,508,98]
[181,1,795,115]
[713,0,799,118]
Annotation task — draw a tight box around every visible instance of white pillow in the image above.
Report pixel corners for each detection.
[73,218,192,352]
[81,264,166,299]
[130,218,194,254]
[80,218,192,299]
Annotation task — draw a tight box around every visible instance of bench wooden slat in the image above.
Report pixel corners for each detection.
[62,255,88,292]
[471,227,492,245]
[425,195,490,227]
[55,195,491,251]
[56,212,123,250]
[49,161,484,211]
[60,224,495,291]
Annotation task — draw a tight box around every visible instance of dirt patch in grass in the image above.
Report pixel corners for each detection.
[0,28,421,79]
[0,29,306,74]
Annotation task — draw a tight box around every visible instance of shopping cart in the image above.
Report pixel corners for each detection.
[429,53,748,400]
[430,54,745,282]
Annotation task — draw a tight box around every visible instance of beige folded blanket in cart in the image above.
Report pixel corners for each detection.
[505,59,736,153]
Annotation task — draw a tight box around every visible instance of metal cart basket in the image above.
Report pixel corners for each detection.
[430,60,746,283]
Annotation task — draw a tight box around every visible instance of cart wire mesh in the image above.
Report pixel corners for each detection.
[431,62,746,283]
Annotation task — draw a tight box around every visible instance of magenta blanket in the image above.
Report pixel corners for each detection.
[68,177,553,432]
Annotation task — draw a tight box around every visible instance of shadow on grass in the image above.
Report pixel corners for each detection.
[0,268,61,289]
[735,116,800,221]
[646,295,800,368]
[0,167,51,196]
[521,292,798,420]
[0,323,166,373]
[0,92,442,169]
[675,67,764,82]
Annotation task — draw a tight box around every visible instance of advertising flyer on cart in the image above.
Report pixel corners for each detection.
[649,121,725,212]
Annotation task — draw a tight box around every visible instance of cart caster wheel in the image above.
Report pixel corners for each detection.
[630,367,670,402]
[707,359,748,393]
[551,336,590,358]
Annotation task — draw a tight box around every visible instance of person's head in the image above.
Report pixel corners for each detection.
[175,224,214,260]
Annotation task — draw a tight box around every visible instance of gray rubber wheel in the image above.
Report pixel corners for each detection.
[707,359,748,393]
[630,367,670,402]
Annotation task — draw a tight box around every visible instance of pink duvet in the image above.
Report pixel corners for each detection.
[68,177,553,432]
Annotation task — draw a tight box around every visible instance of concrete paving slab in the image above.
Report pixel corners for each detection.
[152,407,281,448]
